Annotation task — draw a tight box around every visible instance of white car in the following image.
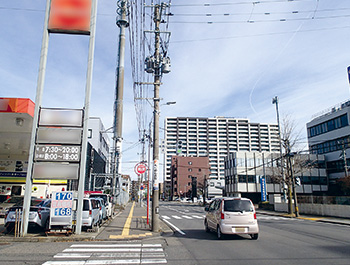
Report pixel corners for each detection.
[204,197,259,240]
[81,198,100,229]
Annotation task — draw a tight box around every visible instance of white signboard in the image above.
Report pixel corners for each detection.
[50,191,74,227]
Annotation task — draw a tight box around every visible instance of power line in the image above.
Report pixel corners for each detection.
[170,25,350,43]
[170,7,350,17]
[171,0,315,7]
[170,13,350,24]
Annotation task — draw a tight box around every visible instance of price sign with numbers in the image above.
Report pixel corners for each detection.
[50,191,74,227]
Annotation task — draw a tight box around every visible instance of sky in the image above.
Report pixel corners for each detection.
[1,0,350,181]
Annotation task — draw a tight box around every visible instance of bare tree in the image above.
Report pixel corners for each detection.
[271,115,312,216]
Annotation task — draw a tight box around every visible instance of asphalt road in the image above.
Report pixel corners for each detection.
[160,201,350,265]
[0,201,349,265]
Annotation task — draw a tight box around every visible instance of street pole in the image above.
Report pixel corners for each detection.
[152,4,161,232]
[22,0,51,237]
[272,96,286,202]
[288,153,299,217]
[113,0,129,204]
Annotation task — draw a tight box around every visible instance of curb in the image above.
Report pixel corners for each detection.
[257,210,350,226]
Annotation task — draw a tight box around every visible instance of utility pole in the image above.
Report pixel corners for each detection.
[272,96,286,202]
[152,3,162,232]
[144,2,171,232]
[113,0,129,204]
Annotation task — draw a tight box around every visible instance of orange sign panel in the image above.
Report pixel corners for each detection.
[48,0,91,35]
[0,98,35,117]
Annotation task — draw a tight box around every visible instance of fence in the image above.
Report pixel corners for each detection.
[297,196,350,205]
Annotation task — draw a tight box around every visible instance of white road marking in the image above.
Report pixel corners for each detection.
[161,218,186,235]
[44,242,167,265]
[161,215,170,220]
[192,215,204,219]
[171,215,182,219]
[182,215,193,219]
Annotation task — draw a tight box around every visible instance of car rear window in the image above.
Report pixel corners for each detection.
[224,200,254,212]
[83,199,90,211]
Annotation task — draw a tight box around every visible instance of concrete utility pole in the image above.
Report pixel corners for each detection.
[152,3,162,232]
[113,0,129,204]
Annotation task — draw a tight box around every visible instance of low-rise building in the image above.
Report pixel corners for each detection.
[224,151,328,203]
[170,155,211,199]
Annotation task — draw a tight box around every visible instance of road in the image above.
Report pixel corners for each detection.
[160,202,350,265]
[0,201,349,265]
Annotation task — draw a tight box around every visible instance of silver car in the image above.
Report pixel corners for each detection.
[4,199,50,232]
[204,197,259,240]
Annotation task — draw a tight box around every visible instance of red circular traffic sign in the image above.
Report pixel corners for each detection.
[135,162,147,175]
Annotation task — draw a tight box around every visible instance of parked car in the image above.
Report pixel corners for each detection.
[89,193,112,218]
[4,199,50,232]
[82,198,100,229]
[95,197,107,222]
[204,197,259,240]
[0,196,24,217]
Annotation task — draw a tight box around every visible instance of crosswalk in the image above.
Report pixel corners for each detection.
[42,243,167,265]
[161,215,205,220]
[161,214,299,222]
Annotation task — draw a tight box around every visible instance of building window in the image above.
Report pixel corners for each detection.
[308,114,348,138]
[188,161,192,165]
[238,175,247,183]
[188,168,192,172]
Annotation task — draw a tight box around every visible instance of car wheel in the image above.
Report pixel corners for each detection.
[5,224,15,234]
[205,220,210,233]
[217,225,224,239]
[251,233,258,240]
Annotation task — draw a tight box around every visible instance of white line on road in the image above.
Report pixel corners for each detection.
[192,215,204,219]
[63,248,142,253]
[171,215,181,219]
[182,216,193,219]
[161,216,170,220]
[161,218,186,235]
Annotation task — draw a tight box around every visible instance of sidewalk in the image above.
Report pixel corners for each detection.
[256,209,350,226]
[0,201,172,242]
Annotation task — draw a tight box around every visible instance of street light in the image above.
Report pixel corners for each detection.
[272,96,286,202]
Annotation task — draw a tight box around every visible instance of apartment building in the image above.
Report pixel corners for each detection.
[164,117,280,197]
[307,99,350,193]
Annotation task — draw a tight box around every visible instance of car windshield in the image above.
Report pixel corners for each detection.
[224,200,254,212]
[14,199,43,207]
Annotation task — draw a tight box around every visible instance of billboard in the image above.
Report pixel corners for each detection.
[48,0,92,35]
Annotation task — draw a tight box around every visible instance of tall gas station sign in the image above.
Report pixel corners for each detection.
[22,0,97,236]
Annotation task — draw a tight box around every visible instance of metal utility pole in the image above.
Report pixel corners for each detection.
[152,3,162,232]
[113,0,129,204]
[272,96,286,202]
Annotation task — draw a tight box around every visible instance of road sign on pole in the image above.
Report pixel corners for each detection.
[135,162,147,175]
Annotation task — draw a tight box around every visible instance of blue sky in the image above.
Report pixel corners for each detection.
[1,0,350,180]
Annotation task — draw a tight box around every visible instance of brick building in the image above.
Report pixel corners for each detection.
[170,156,210,199]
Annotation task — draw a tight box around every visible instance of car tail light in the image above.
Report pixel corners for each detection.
[38,208,42,219]
[221,212,225,219]
[254,212,257,220]
[89,210,92,216]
